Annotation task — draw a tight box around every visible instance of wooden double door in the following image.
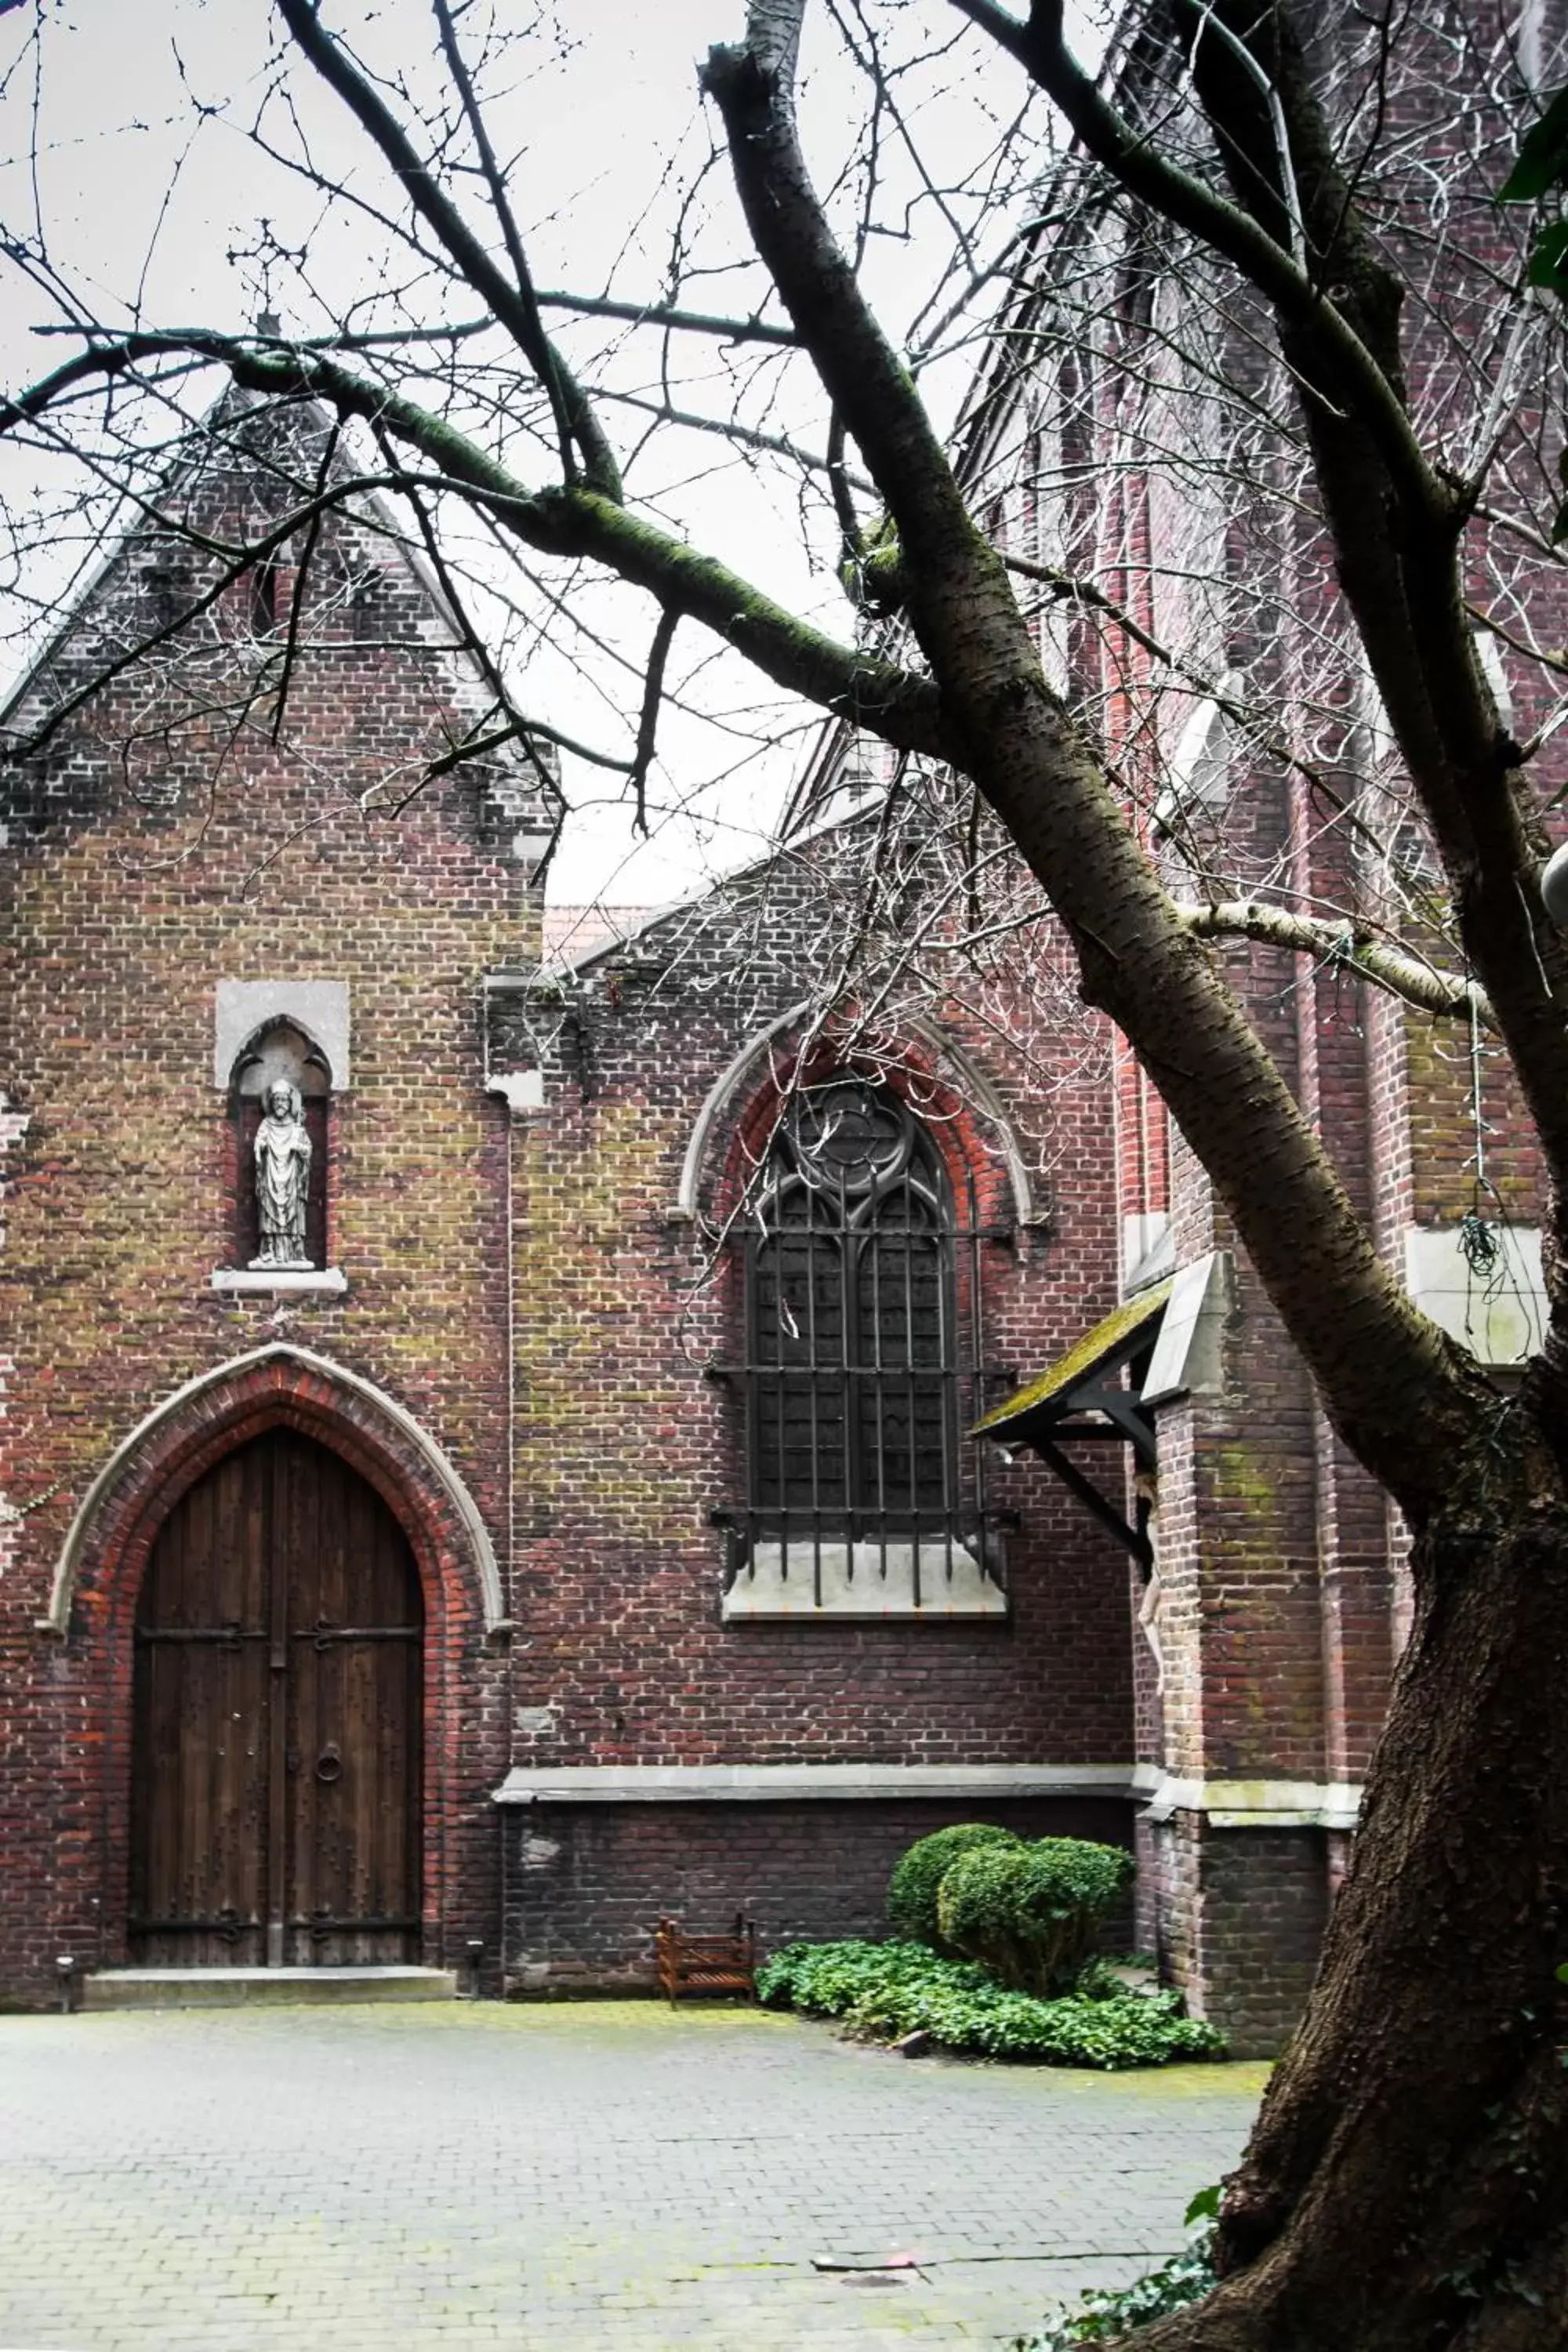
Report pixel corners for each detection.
[129,1430,423,1966]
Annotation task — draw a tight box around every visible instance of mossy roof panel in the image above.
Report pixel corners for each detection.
[971,1278,1174,1436]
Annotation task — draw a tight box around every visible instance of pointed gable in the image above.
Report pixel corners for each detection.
[2,388,561,852]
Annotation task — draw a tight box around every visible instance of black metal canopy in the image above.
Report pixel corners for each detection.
[970,1279,1173,1570]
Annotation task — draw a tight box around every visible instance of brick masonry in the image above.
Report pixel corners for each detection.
[5,55,1555,2056]
[1,402,1145,2012]
[913,3,1568,2056]
[504,1798,1136,1992]
[1,401,548,1998]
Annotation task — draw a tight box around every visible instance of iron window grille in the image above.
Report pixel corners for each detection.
[727,1078,1011,1609]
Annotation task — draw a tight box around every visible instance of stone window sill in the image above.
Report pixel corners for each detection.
[210,1267,347,1297]
[721,1538,1007,1621]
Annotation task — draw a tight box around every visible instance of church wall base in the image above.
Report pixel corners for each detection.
[501,1796,1137,1992]
[1148,1811,1330,2059]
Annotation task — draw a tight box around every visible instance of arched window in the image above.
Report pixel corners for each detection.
[744,1078,972,1585]
[309,543,380,640]
[229,1020,330,1270]
[247,554,284,637]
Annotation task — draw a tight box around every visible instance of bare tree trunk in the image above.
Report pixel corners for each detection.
[8,3,1568,2336]
[1144,1440,1568,2347]
[702,17,1568,2344]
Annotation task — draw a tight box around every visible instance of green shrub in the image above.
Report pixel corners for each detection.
[1012,2227,1218,2347]
[755,1937,1225,2070]
[1073,1955,1142,2002]
[885,1821,1022,1947]
[757,1938,951,2016]
[937,1837,1134,1994]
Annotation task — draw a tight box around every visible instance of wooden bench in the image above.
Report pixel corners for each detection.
[655,1914,758,2003]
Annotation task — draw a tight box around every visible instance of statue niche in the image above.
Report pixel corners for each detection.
[230,1022,329,1271]
[254,1079,311,1267]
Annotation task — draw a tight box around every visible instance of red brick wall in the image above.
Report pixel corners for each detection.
[493,852,1137,1782]
[505,1797,1136,1991]
[0,417,551,1999]
[2,420,1147,2003]
[1182,1821,1330,2062]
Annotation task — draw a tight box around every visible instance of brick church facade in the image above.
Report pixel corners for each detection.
[2,2,1557,2049]
[0,399,1157,2026]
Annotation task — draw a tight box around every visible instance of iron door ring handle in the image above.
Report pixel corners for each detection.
[315,1746,343,1784]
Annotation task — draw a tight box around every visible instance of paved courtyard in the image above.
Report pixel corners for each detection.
[0,2001,1265,2350]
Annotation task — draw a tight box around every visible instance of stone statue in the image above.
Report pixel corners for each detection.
[251,1080,312,1268]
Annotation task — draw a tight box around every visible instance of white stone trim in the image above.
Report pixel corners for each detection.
[721,1539,1006,1620]
[41,1341,503,1634]
[1121,1211,1174,1292]
[492,1762,1135,1805]
[210,1268,347,1296]
[1136,1768,1363,1831]
[213,979,350,1091]
[1142,1250,1232,1404]
[492,1760,1363,1824]
[485,1070,546,1117]
[495,1759,1363,1825]
[668,1004,1037,1225]
[1403,1222,1544,1364]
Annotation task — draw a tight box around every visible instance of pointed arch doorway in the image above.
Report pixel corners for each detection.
[129,1428,424,1967]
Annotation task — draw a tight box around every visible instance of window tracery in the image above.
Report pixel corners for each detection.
[724,1075,1007,1619]
[750,1080,955,1527]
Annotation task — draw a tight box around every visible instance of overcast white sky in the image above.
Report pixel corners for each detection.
[0,0,1101,905]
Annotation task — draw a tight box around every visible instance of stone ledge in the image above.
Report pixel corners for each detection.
[1136,1768,1363,1831]
[722,1593,1007,1621]
[722,1538,1006,1621]
[210,1268,347,1296]
[492,1762,1138,1806]
[492,1765,1365,1822]
[83,1965,456,2009]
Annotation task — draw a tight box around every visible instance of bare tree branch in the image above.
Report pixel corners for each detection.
[702,0,1486,1512]
[629,606,680,837]
[2,330,947,758]
[948,0,1450,520]
[1182,898,1495,1027]
[535,293,798,347]
[272,0,622,496]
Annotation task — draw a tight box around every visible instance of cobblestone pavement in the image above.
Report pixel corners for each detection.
[0,2002,1265,2350]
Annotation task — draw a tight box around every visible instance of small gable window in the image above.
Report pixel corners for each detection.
[310,544,379,639]
[248,554,284,637]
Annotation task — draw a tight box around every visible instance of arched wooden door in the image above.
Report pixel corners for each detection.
[129,1430,423,1966]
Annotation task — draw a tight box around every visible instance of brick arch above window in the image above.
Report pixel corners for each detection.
[668,1000,1040,1230]
[38,1343,504,1638]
